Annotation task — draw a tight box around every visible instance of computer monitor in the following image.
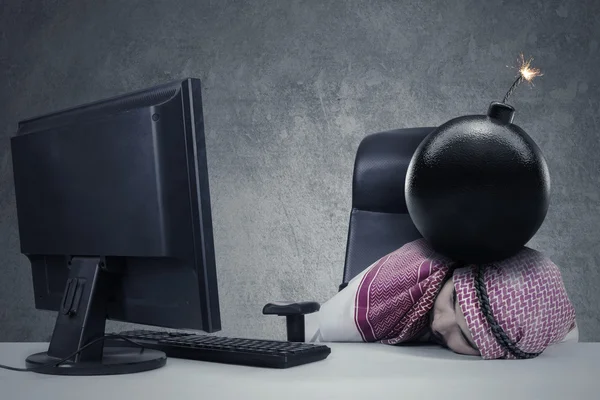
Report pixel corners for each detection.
[10,78,221,375]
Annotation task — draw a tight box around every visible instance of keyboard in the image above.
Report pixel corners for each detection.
[109,330,331,369]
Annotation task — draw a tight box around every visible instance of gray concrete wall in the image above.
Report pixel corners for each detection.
[1,0,599,342]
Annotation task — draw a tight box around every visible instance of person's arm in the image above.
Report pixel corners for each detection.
[305,262,377,343]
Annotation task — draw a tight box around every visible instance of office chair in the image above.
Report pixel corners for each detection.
[263,127,435,342]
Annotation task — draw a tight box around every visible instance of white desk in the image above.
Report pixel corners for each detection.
[1,342,599,399]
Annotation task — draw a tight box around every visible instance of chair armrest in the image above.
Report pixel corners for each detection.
[262,301,320,342]
[262,301,320,316]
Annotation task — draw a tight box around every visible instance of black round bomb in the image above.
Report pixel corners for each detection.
[404,56,548,264]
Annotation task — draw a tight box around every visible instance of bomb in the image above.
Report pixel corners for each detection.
[405,55,549,264]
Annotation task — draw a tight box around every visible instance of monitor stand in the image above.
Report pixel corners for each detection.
[26,257,166,375]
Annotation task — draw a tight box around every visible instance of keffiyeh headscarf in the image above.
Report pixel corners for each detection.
[315,238,577,360]
[353,239,452,344]
[453,248,576,359]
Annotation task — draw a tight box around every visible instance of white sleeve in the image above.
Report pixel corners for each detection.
[305,262,377,343]
[561,322,579,343]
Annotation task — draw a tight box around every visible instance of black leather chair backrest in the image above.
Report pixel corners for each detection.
[340,127,435,288]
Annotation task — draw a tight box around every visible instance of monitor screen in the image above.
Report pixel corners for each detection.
[11,78,221,335]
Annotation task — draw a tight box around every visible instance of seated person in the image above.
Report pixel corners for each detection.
[306,238,578,359]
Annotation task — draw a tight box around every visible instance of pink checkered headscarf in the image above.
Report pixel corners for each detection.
[354,239,453,344]
[454,247,576,359]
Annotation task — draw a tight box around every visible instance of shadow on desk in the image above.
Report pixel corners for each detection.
[379,343,480,361]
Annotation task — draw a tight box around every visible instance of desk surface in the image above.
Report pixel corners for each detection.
[1,342,599,399]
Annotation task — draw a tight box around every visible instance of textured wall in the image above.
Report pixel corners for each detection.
[1,0,599,342]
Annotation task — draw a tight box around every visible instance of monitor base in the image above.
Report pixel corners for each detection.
[25,346,167,376]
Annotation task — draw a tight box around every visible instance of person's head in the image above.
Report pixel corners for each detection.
[430,247,576,359]
[430,276,480,356]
